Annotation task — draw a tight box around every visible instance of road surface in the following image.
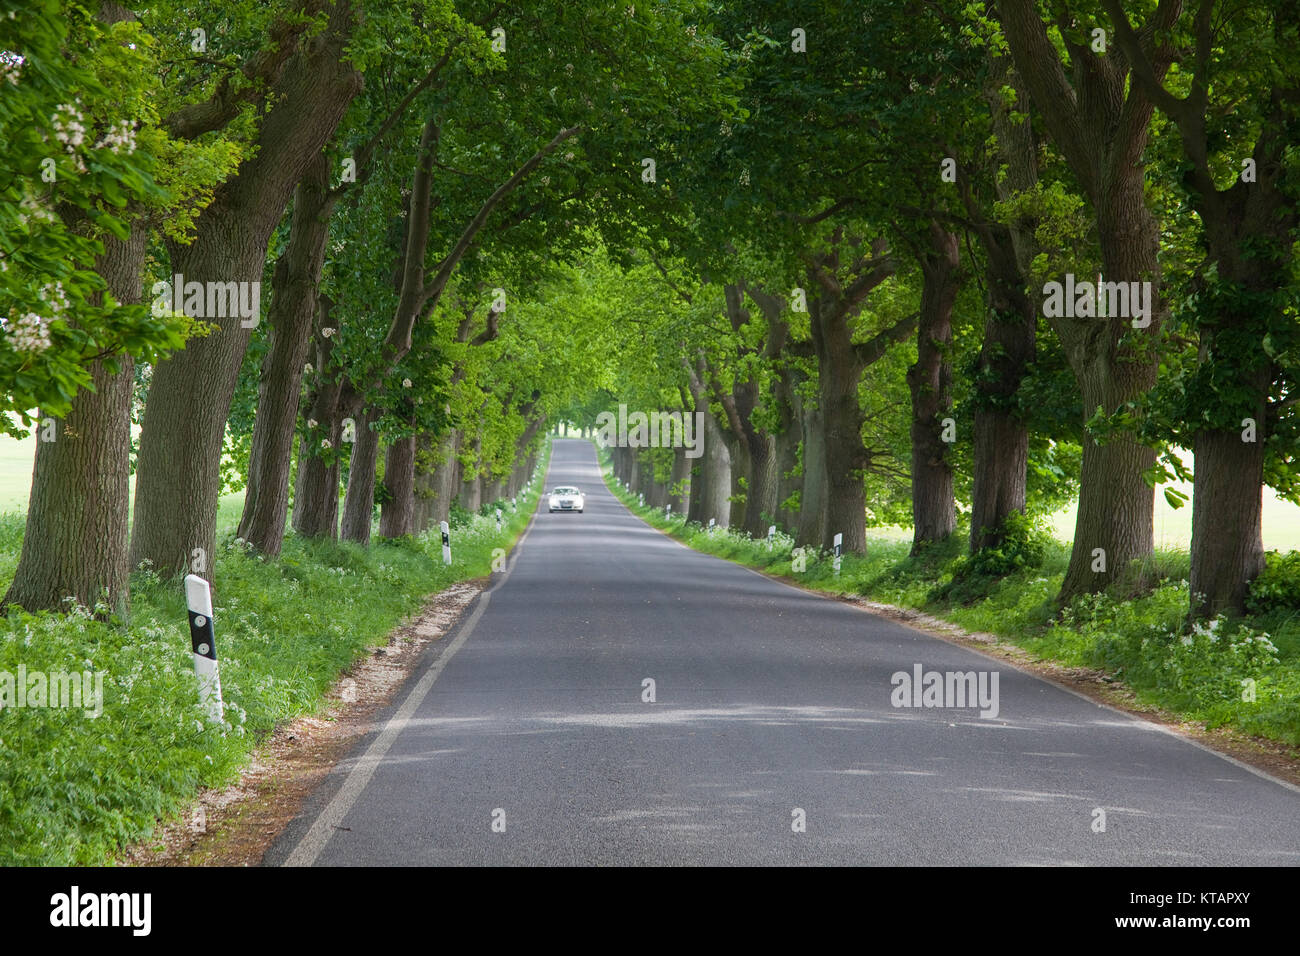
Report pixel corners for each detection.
[267,439,1300,866]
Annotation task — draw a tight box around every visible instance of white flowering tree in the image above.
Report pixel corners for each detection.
[0,0,192,427]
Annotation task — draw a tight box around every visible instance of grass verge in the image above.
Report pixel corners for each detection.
[0,445,550,865]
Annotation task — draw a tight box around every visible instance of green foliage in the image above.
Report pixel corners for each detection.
[956,510,1052,579]
[1246,551,1300,616]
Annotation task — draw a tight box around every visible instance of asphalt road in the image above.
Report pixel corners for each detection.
[267,438,1300,866]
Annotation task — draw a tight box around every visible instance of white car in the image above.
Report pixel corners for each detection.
[548,486,585,513]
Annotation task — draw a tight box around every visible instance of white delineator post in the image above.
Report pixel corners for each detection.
[496,509,503,532]
[708,517,716,533]
[184,574,225,723]
[833,533,843,575]
[665,503,672,518]
[440,520,452,564]
[767,525,776,550]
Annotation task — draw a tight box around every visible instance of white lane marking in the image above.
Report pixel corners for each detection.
[282,459,551,867]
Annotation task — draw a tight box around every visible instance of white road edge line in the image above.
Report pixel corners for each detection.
[601,455,1300,799]
[282,469,548,867]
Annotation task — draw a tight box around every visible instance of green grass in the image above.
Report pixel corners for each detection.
[0,445,551,865]
[600,454,1300,750]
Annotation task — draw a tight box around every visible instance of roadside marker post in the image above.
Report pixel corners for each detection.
[708,517,716,534]
[183,574,225,723]
[833,533,843,575]
[767,525,776,550]
[496,509,503,532]
[665,503,672,518]
[440,520,452,564]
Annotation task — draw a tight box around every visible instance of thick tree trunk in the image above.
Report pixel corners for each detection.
[340,408,379,545]
[1190,421,1266,618]
[379,435,416,537]
[3,224,145,614]
[971,51,1039,554]
[740,433,777,537]
[236,152,334,556]
[1000,0,1167,602]
[459,471,482,512]
[908,223,959,552]
[291,352,355,539]
[668,446,690,513]
[773,367,803,533]
[429,430,460,526]
[292,434,340,540]
[411,432,435,534]
[1058,364,1156,598]
[131,5,361,578]
[726,435,747,528]
[795,397,827,550]
[816,299,868,554]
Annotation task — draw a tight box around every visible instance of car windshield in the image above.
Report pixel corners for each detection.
[553,487,580,495]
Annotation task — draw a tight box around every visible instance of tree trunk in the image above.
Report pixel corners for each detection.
[291,343,355,540]
[130,5,362,578]
[908,222,959,552]
[379,435,416,537]
[1058,363,1156,598]
[726,434,747,528]
[411,432,435,534]
[1190,419,1266,619]
[340,408,379,545]
[668,445,691,514]
[429,429,460,526]
[773,365,803,533]
[796,396,827,550]
[970,51,1039,554]
[236,151,334,556]
[3,224,145,614]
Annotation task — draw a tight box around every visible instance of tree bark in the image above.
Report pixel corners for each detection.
[429,429,460,526]
[908,222,959,551]
[131,1,362,578]
[340,408,379,545]
[668,445,691,514]
[1000,0,1172,601]
[795,394,828,550]
[379,435,416,537]
[1191,416,1266,618]
[2,223,145,614]
[236,151,335,556]
[969,53,1039,553]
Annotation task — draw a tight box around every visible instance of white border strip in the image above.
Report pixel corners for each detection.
[283,469,547,867]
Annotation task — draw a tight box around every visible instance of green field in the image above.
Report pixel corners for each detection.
[0,432,246,531]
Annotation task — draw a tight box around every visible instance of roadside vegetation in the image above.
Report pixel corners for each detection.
[0,449,546,865]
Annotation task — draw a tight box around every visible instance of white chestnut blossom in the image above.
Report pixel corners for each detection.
[52,102,85,152]
[94,119,137,155]
[3,310,52,353]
